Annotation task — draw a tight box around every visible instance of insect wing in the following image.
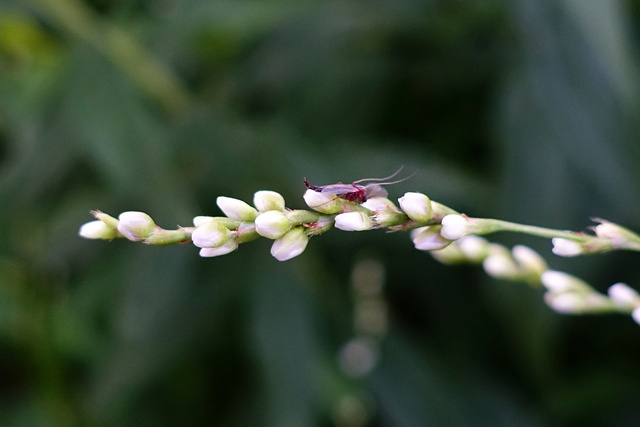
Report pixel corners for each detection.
[317,183,364,195]
[364,184,388,198]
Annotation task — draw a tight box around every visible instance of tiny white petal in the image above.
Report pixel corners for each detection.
[253,191,286,212]
[551,238,583,257]
[216,197,258,221]
[199,240,238,257]
[631,307,640,325]
[79,220,117,240]
[440,214,468,240]
[608,283,640,307]
[255,211,291,239]
[335,212,373,231]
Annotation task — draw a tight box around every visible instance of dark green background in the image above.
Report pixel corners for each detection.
[2,0,640,425]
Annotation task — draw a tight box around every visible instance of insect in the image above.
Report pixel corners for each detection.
[303,166,415,204]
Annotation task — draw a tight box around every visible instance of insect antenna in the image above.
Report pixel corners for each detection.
[352,166,404,184]
[374,170,417,187]
[353,166,416,186]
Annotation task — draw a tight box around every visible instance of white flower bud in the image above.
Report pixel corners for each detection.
[335,212,373,231]
[191,221,231,248]
[457,236,490,262]
[440,214,468,240]
[607,283,640,308]
[512,245,547,275]
[79,220,117,240]
[216,196,258,221]
[544,292,585,314]
[117,211,155,242]
[429,242,466,264]
[361,197,394,212]
[270,227,309,261]
[199,239,238,257]
[303,190,343,214]
[253,191,286,212]
[412,225,451,251]
[551,238,583,257]
[540,270,590,293]
[193,216,215,227]
[398,192,433,222]
[482,246,518,279]
[632,307,640,325]
[254,211,291,239]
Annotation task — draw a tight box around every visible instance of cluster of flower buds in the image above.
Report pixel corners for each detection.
[79,191,336,261]
[79,184,640,323]
[425,235,640,323]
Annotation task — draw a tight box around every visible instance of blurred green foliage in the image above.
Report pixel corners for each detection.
[1,0,640,425]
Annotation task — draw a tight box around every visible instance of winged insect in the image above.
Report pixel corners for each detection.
[303,166,414,204]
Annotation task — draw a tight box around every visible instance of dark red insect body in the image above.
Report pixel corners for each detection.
[303,167,414,204]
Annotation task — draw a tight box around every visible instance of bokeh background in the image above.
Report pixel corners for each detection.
[2,0,640,425]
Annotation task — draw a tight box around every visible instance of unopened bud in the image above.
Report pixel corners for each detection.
[255,211,292,239]
[540,270,590,293]
[608,283,640,308]
[117,211,155,242]
[216,197,258,221]
[253,191,286,212]
[191,221,231,248]
[482,245,518,279]
[512,245,547,275]
[335,212,373,231]
[440,214,468,240]
[412,225,452,251]
[398,192,433,223]
[199,239,239,257]
[79,220,118,240]
[303,190,343,214]
[270,227,309,261]
[544,292,585,314]
[551,238,584,257]
[457,236,490,262]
